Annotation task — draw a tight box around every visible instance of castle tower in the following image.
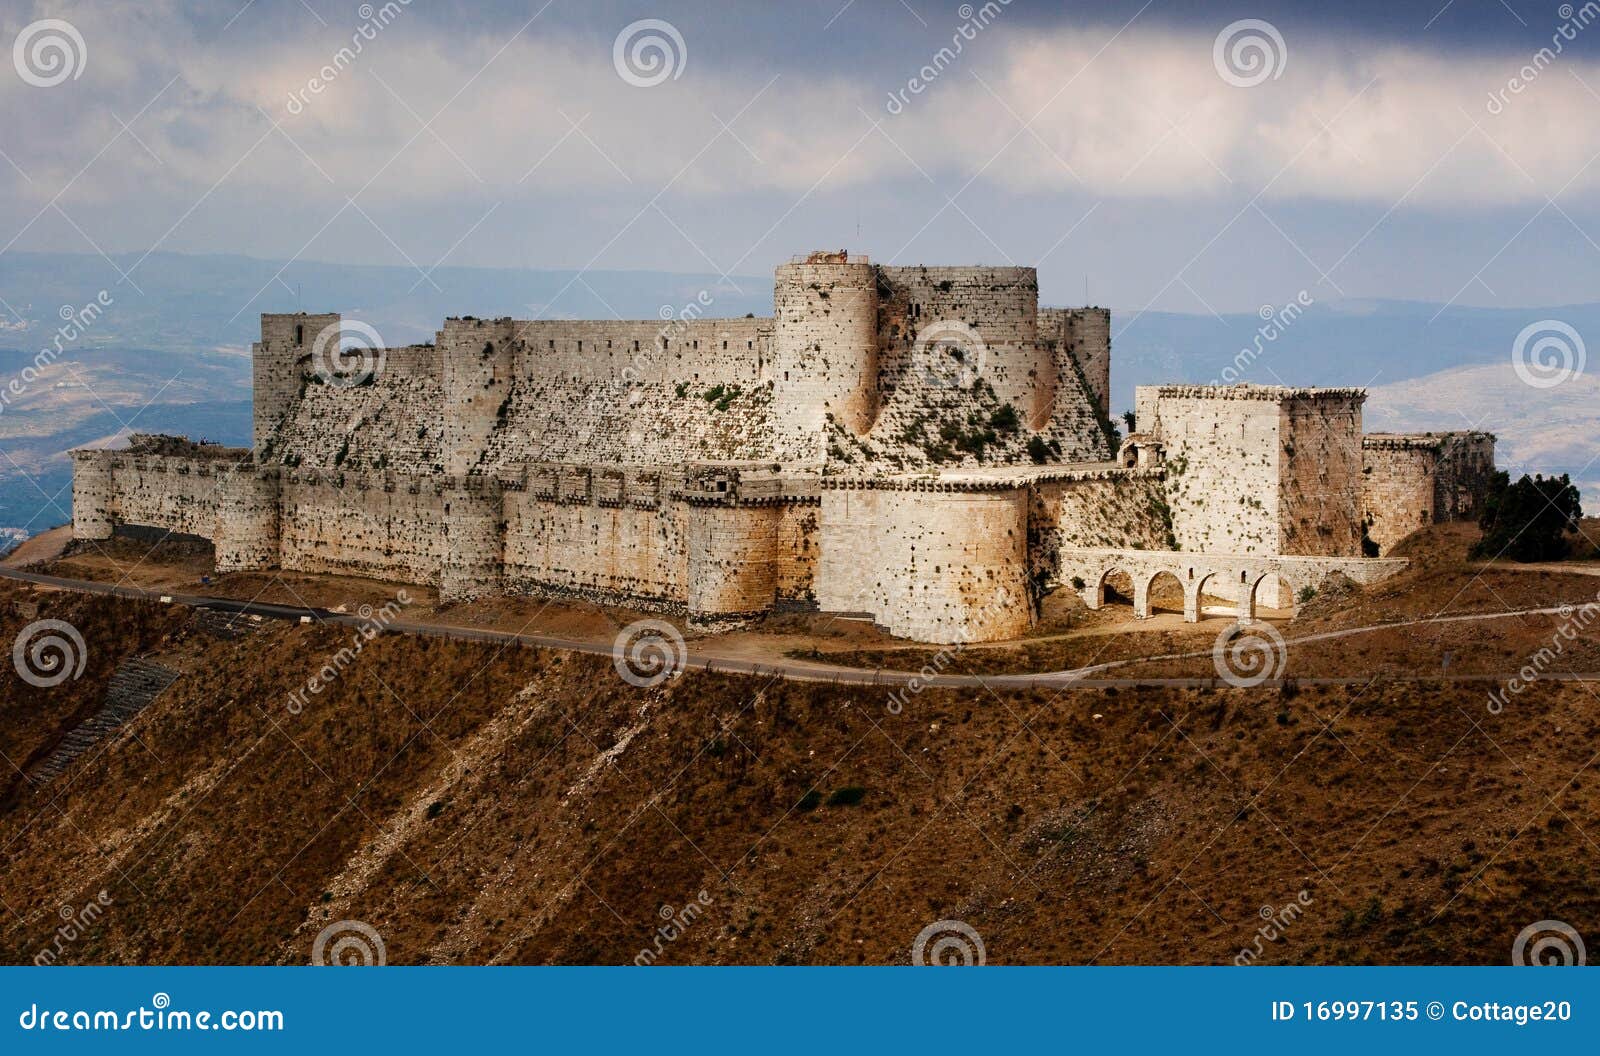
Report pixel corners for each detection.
[1135,384,1366,606]
[880,265,1052,428]
[441,477,503,601]
[439,318,520,477]
[254,313,339,454]
[772,254,879,462]
[1058,307,1111,418]
[214,467,282,572]
[68,450,114,540]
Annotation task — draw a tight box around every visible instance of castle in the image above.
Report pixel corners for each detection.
[68,252,1497,643]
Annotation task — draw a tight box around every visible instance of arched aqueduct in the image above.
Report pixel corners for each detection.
[1056,547,1409,622]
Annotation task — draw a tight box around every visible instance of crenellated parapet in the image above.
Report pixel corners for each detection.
[1361,431,1497,554]
[64,253,1464,646]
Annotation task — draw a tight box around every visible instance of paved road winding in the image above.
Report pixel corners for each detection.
[2,566,1594,692]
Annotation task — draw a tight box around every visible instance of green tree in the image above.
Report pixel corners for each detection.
[1473,472,1583,562]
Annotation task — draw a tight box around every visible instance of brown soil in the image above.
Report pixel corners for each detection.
[809,523,1600,677]
[2,577,1598,965]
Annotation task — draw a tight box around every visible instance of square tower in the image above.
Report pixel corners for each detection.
[254,312,339,453]
[1134,384,1366,559]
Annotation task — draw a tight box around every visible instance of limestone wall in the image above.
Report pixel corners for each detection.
[508,317,769,384]
[880,265,1050,427]
[256,313,339,452]
[1135,386,1285,556]
[503,487,686,609]
[774,504,820,607]
[1362,432,1497,554]
[278,471,447,585]
[215,469,281,572]
[69,452,115,540]
[772,259,879,460]
[256,259,1112,481]
[816,482,1032,643]
[68,448,284,573]
[78,453,238,539]
[1031,468,1171,586]
[1042,307,1111,417]
[686,503,785,618]
[1279,394,1364,556]
[1136,385,1366,558]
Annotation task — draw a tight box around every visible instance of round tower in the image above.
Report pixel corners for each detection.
[215,467,281,573]
[772,254,879,462]
[69,450,114,540]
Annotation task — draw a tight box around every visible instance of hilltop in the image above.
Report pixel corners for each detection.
[2,523,1597,964]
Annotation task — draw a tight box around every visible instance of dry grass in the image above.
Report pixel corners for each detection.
[2,575,1598,965]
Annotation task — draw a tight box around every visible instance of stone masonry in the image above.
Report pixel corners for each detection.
[1361,432,1497,555]
[68,252,1480,644]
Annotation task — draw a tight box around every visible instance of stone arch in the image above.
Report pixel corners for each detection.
[1080,565,1125,611]
[1249,570,1292,614]
[1191,568,1234,622]
[1136,568,1184,620]
[1276,570,1322,610]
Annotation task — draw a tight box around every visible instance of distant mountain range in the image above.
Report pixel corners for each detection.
[0,250,1593,540]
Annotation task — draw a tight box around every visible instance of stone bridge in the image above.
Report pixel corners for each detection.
[1054,547,1409,622]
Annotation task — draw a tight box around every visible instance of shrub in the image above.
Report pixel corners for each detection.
[825,786,867,807]
[989,403,1021,433]
[1473,472,1582,562]
[796,790,822,812]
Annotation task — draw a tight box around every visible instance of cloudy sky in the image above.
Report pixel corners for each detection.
[4,0,1600,312]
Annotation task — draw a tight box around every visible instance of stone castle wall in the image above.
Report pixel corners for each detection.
[1134,385,1367,558]
[1280,394,1365,556]
[1041,307,1111,417]
[1361,432,1497,555]
[1135,386,1286,556]
[816,481,1033,643]
[66,256,1447,645]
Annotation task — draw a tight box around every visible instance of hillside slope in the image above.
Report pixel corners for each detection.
[1,582,1596,965]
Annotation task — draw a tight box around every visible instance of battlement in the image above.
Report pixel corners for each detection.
[1144,384,1368,403]
[1363,430,1496,451]
[67,251,1461,644]
[1361,430,1497,553]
